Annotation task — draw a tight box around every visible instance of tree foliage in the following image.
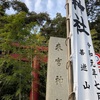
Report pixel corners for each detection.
[40,13,66,41]
[85,0,100,22]
[0,0,49,100]
[85,0,100,53]
[91,29,100,53]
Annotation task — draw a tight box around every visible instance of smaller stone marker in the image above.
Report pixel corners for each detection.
[46,37,68,100]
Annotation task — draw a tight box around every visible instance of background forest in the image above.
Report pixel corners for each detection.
[0,0,100,100]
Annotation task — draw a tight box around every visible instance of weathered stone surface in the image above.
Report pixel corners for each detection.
[46,37,68,100]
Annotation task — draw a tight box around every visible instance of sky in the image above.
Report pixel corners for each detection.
[6,0,66,18]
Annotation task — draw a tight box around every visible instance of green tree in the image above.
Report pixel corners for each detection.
[85,0,100,22]
[40,13,66,41]
[84,0,100,53]
[91,29,100,53]
[0,1,49,100]
[0,10,32,100]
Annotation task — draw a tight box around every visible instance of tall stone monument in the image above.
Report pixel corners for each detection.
[46,37,68,100]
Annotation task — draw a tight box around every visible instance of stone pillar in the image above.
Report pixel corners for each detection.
[46,37,68,100]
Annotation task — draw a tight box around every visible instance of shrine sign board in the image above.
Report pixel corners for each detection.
[69,0,100,99]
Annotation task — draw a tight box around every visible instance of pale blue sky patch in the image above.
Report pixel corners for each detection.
[23,0,35,12]
[6,0,66,18]
[47,0,54,11]
[6,7,17,15]
[34,0,43,12]
[22,0,66,18]
[57,0,66,15]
